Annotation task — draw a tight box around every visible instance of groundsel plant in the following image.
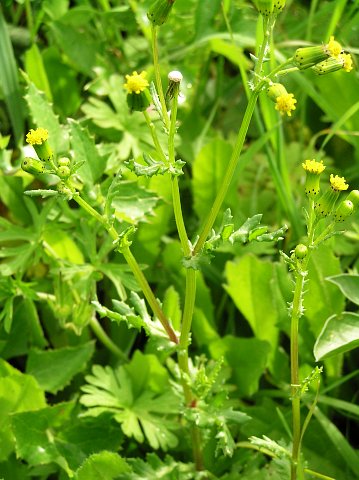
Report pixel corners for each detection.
[21,0,354,478]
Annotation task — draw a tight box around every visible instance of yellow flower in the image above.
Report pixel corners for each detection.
[26,128,49,145]
[325,36,342,58]
[124,71,149,94]
[341,53,353,72]
[275,93,297,117]
[302,159,326,174]
[330,174,349,192]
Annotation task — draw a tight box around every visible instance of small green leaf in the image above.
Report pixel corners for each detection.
[75,451,130,480]
[314,312,359,361]
[326,274,359,306]
[26,341,95,393]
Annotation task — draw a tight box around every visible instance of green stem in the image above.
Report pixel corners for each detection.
[143,110,168,163]
[194,91,259,254]
[72,195,178,344]
[151,25,170,130]
[89,317,128,361]
[290,271,305,480]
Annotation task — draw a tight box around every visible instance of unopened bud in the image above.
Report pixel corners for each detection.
[21,157,45,174]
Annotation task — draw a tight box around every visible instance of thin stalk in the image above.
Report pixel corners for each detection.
[72,194,178,344]
[89,316,128,361]
[143,110,168,163]
[151,25,170,130]
[290,271,305,480]
[194,91,259,254]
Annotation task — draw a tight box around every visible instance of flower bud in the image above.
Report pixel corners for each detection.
[57,165,71,179]
[25,128,53,162]
[21,157,45,174]
[58,157,71,167]
[334,200,354,222]
[294,36,343,70]
[302,159,325,198]
[126,91,151,112]
[267,83,297,117]
[312,57,345,75]
[273,0,286,13]
[147,0,175,26]
[345,190,359,211]
[294,244,308,260]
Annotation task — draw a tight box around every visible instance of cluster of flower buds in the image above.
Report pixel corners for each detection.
[294,36,353,75]
[302,159,359,222]
[22,128,73,182]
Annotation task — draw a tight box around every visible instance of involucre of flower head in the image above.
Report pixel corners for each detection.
[294,36,343,70]
[267,83,297,117]
[345,190,359,210]
[315,174,349,218]
[334,199,354,222]
[21,157,45,174]
[302,159,326,198]
[147,0,175,26]
[312,54,353,75]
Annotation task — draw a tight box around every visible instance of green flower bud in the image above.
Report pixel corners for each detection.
[294,36,343,70]
[58,157,71,167]
[334,200,354,222]
[254,0,274,16]
[21,157,45,174]
[312,56,345,75]
[147,0,175,26]
[267,83,287,101]
[294,244,308,259]
[57,165,71,179]
[345,190,359,210]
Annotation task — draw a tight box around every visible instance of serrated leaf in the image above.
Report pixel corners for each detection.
[126,153,169,177]
[75,451,130,480]
[118,453,195,480]
[11,402,75,475]
[314,312,359,361]
[69,119,105,185]
[26,341,95,393]
[326,274,359,306]
[24,189,59,198]
[0,366,46,461]
[110,180,160,224]
[24,78,68,154]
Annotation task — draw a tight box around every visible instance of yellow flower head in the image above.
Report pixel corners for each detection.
[26,128,49,145]
[341,53,353,72]
[275,93,297,117]
[124,71,149,94]
[330,174,349,192]
[302,159,326,174]
[325,36,342,58]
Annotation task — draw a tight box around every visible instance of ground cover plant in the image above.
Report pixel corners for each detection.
[1,0,359,479]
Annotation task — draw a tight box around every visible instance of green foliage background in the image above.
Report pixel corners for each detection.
[0,0,359,479]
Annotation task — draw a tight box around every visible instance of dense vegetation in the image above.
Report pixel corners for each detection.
[1,1,359,479]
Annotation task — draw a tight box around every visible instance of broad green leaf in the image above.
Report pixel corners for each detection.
[0,9,24,143]
[225,255,282,359]
[43,228,85,264]
[24,43,52,101]
[0,176,31,224]
[110,180,160,224]
[69,119,106,185]
[75,451,130,480]
[209,336,270,397]
[192,138,235,221]
[24,79,69,154]
[304,246,345,336]
[11,402,75,475]
[0,367,45,461]
[162,286,182,331]
[314,312,359,361]
[326,274,359,306]
[26,341,95,393]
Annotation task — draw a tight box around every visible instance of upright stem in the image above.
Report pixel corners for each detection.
[72,195,178,344]
[151,25,170,130]
[194,91,259,254]
[89,317,128,361]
